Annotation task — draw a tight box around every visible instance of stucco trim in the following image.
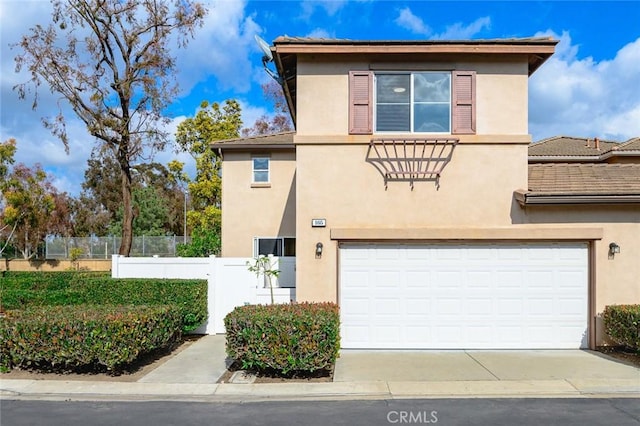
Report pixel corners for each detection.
[294,134,532,145]
[330,227,603,241]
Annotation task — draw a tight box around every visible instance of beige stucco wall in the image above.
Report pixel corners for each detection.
[218,51,637,347]
[294,141,530,302]
[220,150,296,257]
[516,206,640,345]
[1,259,111,272]
[295,56,529,136]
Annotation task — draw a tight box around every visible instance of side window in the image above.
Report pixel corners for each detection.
[252,157,270,183]
[254,237,296,257]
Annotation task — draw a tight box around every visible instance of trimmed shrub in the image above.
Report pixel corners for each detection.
[72,278,207,332]
[0,305,182,373]
[1,273,206,332]
[224,302,340,375]
[1,271,109,292]
[603,304,640,350]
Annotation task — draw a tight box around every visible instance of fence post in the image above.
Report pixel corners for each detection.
[206,255,217,334]
[111,254,120,278]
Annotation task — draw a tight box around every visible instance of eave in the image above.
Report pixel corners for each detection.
[211,143,294,151]
[514,190,640,206]
[272,37,558,126]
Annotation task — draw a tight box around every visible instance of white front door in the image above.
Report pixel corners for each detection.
[339,243,589,349]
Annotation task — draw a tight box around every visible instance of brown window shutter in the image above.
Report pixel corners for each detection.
[349,71,373,134]
[452,71,476,135]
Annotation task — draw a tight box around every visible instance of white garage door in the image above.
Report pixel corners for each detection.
[340,243,588,349]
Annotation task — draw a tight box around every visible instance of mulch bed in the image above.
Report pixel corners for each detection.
[1,334,203,382]
[217,361,333,383]
[595,346,640,368]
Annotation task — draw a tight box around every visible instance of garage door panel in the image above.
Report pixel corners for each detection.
[340,243,588,349]
[466,298,493,315]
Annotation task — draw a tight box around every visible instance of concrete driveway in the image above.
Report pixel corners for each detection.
[333,349,640,382]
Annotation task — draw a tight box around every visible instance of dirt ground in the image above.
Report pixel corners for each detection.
[216,362,333,384]
[1,335,203,383]
[595,346,640,369]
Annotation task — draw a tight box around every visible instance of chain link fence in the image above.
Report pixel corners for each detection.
[45,236,191,259]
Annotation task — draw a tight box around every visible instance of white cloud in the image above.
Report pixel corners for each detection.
[432,17,491,40]
[0,0,262,195]
[176,0,263,96]
[529,31,640,141]
[306,28,334,39]
[394,7,431,36]
[239,99,268,129]
[394,8,489,40]
[300,0,348,19]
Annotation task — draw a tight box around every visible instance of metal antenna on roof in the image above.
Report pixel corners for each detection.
[254,35,283,85]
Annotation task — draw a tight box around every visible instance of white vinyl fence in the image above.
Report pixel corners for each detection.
[111,255,296,334]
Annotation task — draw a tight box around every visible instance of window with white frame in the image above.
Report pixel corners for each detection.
[254,237,296,257]
[252,157,270,183]
[375,72,451,133]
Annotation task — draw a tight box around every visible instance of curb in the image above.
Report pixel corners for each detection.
[2,379,639,402]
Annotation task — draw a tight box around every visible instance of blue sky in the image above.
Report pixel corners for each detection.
[1,0,639,196]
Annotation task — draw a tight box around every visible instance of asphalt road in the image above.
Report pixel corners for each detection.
[1,398,639,426]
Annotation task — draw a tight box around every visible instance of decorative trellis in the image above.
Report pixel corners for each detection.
[366,138,459,189]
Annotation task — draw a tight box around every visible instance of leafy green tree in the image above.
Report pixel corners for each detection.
[68,194,111,237]
[0,139,18,257]
[176,227,220,257]
[1,162,56,259]
[174,99,242,255]
[13,0,207,256]
[79,148,185,236]
[109,187,169,236]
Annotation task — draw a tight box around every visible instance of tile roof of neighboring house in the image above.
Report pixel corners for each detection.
[528,163,640,195]
[528,136,620,158]
[528,136,640,162]
[516,163,640,205]
[211,131,295,150]
[616,137,640,151]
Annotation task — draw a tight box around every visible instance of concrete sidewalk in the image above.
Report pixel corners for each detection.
[1,335,639,402]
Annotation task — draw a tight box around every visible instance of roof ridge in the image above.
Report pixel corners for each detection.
[615,136,640,150]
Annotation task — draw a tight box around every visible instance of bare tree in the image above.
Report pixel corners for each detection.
[13,0,206,255]
[242,81,293,137]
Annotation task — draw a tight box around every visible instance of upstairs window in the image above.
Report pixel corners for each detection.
[252,157,270,183]
[349,70,475,135]
[376,72,451,133]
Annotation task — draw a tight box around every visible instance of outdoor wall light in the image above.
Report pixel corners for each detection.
[609,242,620,257]
[315,242,323,258]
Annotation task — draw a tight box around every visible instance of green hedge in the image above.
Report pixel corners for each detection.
[603,304,640,350]
[1,273,207,332]
[0,305,182,373]
[224,302,340,375]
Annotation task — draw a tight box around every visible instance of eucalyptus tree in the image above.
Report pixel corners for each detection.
[13,0,206,255]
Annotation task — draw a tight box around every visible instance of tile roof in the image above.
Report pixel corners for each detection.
[528,136,620,157]
[528,163,640,196]
[616,137,640,151]
[211,131,295,148]
[273,36,556,45]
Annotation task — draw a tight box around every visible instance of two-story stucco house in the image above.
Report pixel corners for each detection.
[212,37,640,350]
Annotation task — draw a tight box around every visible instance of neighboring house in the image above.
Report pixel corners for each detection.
[529,135,640,163]
[212,37,639,350]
